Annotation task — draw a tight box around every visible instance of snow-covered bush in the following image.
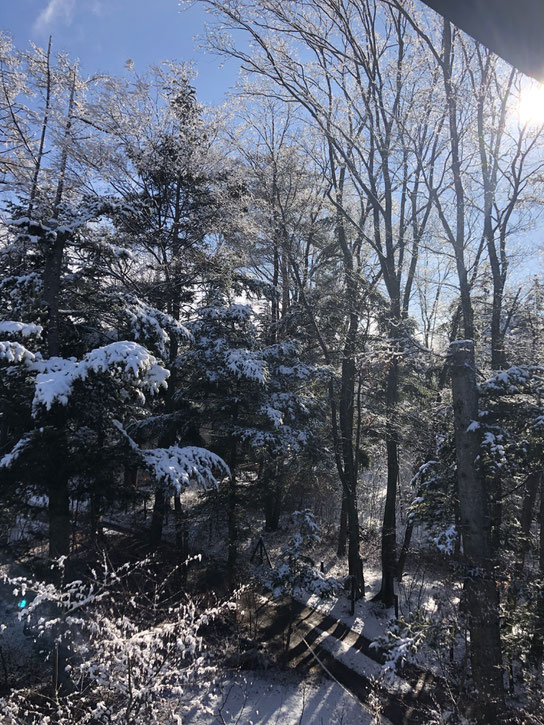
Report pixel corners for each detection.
[258,510,342,599]
[0,557,235,723]
[372,585,462,687]
[370,611,429,683]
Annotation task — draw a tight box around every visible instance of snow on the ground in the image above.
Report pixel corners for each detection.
[297,620,412,696]
[294,557,461,681]
[180,670,388,724]
[297,566,392,642]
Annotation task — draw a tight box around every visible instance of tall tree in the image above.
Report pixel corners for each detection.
[192,0,445,604]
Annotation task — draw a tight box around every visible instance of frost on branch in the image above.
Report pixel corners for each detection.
[225,348,267,383]
[0,340,36,364]
[0,558,233,724]
[370,612,428,684]
[186,298,268,384]
[108,292,192,358]
[433,524,458,555]
[0,432,37,469]
[32,341,169,411]
[480,365,544,395]
[141,445,230,492]
[113,422,229,493]
[0,321,42,338]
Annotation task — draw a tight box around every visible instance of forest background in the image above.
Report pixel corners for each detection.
[1,0,544,722]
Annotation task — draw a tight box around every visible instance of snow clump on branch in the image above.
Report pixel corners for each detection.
[32,341,169,411]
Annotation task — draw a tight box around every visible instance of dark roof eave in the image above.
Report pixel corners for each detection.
[420,0,544,81]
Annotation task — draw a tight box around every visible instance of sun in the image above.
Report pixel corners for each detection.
[518,83,544,125]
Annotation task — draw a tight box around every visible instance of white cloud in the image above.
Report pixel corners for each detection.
[32,0,76,35]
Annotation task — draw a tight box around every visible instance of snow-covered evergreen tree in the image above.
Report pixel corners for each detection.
[178,288,322,579]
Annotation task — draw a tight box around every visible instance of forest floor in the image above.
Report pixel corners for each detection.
[101,504,460,723]
[99,510,457,723]
[0,541,386,724]
[0,497,459,724]
[180,669,381,724]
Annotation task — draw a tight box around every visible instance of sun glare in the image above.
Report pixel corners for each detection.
[518,84,544,125]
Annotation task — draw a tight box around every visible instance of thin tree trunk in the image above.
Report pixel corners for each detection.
[271,241,279,339]
[264,466,283,532]
[515,471,541,578]
[149,487,166,549]
[270,164,281,341]
[281,242,289,317]
[490,473,502,552]
[339,324,365,598]
[336,166,365,598]
[442,21,474,342]
[397,519,413,582]
[89,491,104,546]
[283,181,365,597]
[43,229,70,563]
[374,354,400,606]
[227,438,238,586]
[530,475,544,663]
[474,56,514,371]
[173,493,188,558]
[490,287,506,370]
[174,493,189,585]
[345,483,364,598]
[337,490,348,557]
[48,471,70,560]
[28,36,52,217]
[42,70,78,563]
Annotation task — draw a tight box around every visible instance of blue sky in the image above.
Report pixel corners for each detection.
[1,0,240,104]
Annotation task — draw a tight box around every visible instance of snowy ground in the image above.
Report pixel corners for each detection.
[0,499,459,721]
[0,557,386,724]
[180,670,386,724]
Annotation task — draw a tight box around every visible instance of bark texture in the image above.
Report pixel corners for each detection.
[449,340,504,721]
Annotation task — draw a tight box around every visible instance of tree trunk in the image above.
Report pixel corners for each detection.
[43,235,70,563]
[374,354,400,606]
[490,473,502,553]
[345,483,364,598]
[490,287,506,370]
[283,158,365,597]
[28,36,52,217]
[441,21,474,343]
[48,473,70,560]
[227,437,238,586]
[42,72,76,561]
[515,471,541,578]
[397,519,413,582]
[334,170,365,598]
[149,487,166,549]
[530,475,544,663]
[174,493,188,558]
[264,466,284,531]
[281,241,290,317]
[42,233,67,360]
[339,329,365,598]
[271,237,280,339]
[449,340,504,721]
[174,493,189,585]
[337,490,348,557]
[89,491,103,546]
[149,295,181,552]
